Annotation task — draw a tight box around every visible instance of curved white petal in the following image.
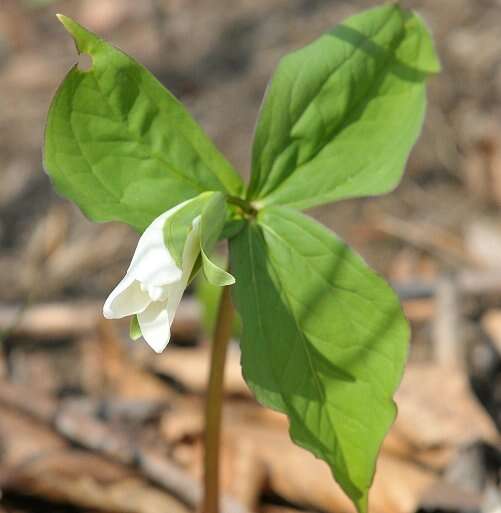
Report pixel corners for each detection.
[146,217,200,336]
[104,198,206,352]
[165,283,186,326]
[128,204,187,287]
[144,284,169,302]
[138,300,171,353]
[103,274,150,319]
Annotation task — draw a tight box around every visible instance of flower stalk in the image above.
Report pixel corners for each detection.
[202,282,234,513]
[226,195,257,218]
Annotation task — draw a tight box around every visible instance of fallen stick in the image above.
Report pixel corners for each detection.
[0,381,251,513]
[432,275,463,368]
[3,270,501,341]
[0,302,98,339]
[0,298,200,341]
[394,269,501,299]
[375,216,478,267]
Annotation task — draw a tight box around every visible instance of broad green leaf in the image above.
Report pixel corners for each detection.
[44,16,243,232]
[248,5,440,210]
[221,218,246,240]
[230,206,409,513]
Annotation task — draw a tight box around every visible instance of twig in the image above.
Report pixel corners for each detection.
[375,216,479,267]
[0,298,200,341]
[393,269,501,300]
[0,381,251,513]
[432,275,463,368]
[0,302,98,340]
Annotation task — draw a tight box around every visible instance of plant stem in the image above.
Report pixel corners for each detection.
[226,195,257,217]
[202,283,234,513]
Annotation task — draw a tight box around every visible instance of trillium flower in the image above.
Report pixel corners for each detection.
[103,201,201,353]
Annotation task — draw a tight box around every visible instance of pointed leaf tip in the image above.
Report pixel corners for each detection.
[55,14,99,54]
[56,13,77,35]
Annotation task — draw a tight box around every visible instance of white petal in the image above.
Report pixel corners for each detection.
[128,204,187,287]
[148,217,202,331]
[145,284,169,302]
[103,274,150,319]
[142,217,201,334]
[138,301,172,353]
[165,282,186,326]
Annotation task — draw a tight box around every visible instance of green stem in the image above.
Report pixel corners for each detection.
[202,283,234,513]
[226,195,257,217]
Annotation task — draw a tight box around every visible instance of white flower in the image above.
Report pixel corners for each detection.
[103,200,201,353]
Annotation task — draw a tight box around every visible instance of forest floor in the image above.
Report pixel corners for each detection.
[2,1,501,512]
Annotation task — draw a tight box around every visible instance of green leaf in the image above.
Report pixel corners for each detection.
[129,315,142,341]
[230,206,409,513]
[248,5,440,210]
[44,15,243,232]
[221,218,246,240]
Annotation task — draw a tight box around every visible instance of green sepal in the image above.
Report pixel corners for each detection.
[163,191,236,287]
[201,249,235,286]
[187,254,203,286]
[129,315,142,341]
[163,192,214,268]
[195,268,242,337]
[199,193,236,286]
[200,192,227,250]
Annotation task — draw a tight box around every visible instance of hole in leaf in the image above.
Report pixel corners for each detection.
[77,53,93,72]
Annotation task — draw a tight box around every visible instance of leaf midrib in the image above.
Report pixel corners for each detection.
[259,214,398,387]
[252,222,337,434]
[254,9,404,201]
[89,68,209,194]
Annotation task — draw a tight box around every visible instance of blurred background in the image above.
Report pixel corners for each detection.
[1,0,501,512]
